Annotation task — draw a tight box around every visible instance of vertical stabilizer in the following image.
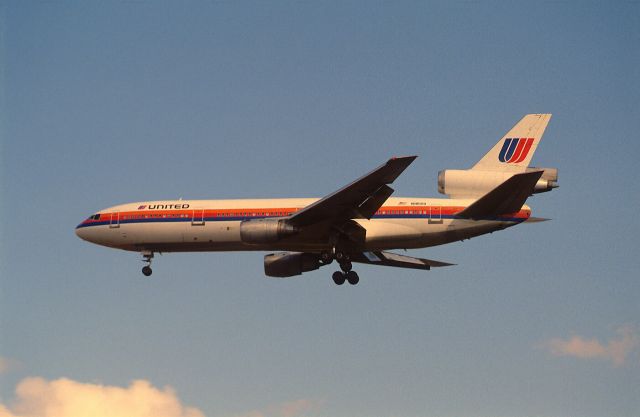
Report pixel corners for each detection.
[472,114,551,172]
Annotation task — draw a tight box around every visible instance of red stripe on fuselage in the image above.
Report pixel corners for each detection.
[81,206,531,227]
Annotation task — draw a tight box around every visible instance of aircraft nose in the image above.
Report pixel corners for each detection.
[76,213,110,246]
[75,223,88,240]
[76,216,97,242]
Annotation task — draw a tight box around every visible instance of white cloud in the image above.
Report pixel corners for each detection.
[541,325,639,366]
[0,357,9,374]
[279,399,318,417]
[0,357,19,374]
[0,377,204,417]
[234,399,322,417]
[0,377,321,417]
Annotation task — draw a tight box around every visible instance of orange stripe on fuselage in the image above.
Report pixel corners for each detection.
[88,206,531,223]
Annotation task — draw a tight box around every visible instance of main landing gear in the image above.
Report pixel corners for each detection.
[141,251,154,276]
[332,270,359,285]
[323,251,360,286]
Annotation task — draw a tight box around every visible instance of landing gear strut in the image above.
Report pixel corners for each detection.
[141,251,154,276]
[328,251,359,285]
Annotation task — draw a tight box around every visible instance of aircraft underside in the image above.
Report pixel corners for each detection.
[86,217,513,252]
[80,216,518,284]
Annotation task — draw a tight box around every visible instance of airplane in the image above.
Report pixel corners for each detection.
[76,114,558,285]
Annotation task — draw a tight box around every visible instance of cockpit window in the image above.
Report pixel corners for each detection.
[88,214,101,220]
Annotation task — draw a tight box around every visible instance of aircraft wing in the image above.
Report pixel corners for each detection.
[288,156,417,227]
[351,251,454,270]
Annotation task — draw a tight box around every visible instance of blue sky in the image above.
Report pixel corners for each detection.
[1,2,639,417]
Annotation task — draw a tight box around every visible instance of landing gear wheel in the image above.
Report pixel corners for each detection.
[346,271,359,285]
[332,271,346,285]
[320,251,333,265]
[141,251,154,276]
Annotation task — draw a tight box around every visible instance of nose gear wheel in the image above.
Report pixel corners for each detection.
[141,251,154,276]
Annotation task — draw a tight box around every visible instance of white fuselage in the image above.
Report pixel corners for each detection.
[75,196,531,253]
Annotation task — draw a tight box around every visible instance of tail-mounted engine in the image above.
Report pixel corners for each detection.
[239,218,298,244]
[437,167,558,198]
[264,252,321,277]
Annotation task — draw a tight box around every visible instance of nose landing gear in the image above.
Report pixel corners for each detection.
[141,251,154,276]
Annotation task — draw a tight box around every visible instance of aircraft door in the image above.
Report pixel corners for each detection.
[109,211,120,228]
[429,206,443,224]
[191,208,205,226]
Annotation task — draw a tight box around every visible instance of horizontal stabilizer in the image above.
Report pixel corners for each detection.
[456,171,543,220]
[525,217,551,223]
[352,251,455,270]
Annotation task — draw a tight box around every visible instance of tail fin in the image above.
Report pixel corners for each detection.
[472,114,551,172]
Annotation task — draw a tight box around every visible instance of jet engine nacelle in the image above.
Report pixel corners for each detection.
[437,167,558,198]
[239,219,298,244]
[264,252,321,277]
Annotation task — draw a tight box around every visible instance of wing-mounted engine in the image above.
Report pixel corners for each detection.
[240,219,298,244]
[264,252,321,277]
[438,167,558,198]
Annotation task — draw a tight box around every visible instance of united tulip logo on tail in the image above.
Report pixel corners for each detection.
[498,137,534,163]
